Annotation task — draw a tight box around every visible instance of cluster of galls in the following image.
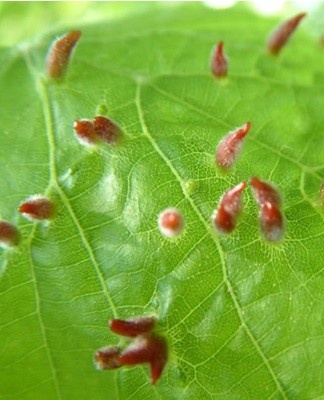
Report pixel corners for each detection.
[213,177,284,243]
[157,121,285,243]
[95,316,167,385]
[0,10,317,388]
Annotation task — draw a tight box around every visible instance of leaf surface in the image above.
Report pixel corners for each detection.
[1,4,324,400]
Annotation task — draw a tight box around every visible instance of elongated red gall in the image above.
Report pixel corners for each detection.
[73,119,98,145]
[46,30,81,78]
[0,220,20,248]
[267,12,306,55]
[19,195,55,221]
[250,177,281,207]
[216,122,251,170]
[212,181,246,234]
[93,116,121,144]
[158,208,184,238]
[95,346,122,370]
[211,41,228,78]
[259,201,284,243]
[109,316,156,338]
[118,334,168,385]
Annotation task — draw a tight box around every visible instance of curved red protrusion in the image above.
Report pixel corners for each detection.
[19,196,55,220]
[216,122,251,169]
[109,316,156,338]
[267,12,306,55]
[259,201,284,243]
[211,41,228,78]
[46,30,82,78]
[118,334,168,385]
[212,181,247,234]
[250,177,281,207]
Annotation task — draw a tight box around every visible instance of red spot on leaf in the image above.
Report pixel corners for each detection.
[212,181,246,234]
[267,12,306,55]
[211,41,228,78]
[0,220,20,248]
[158,208,184,237]
[46,30,81,78]
[216,122,251,170]
[109,316,156,338]
[19,196,55,220]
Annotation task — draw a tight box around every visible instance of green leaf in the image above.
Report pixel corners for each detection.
[1,3,324,399]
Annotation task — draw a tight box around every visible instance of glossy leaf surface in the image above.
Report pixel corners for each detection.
[1,3,324,400]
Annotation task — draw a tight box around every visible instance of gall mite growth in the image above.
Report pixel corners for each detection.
[211,41,228,78]
[93,116,121,144]
[19,195,55,221]
[109,316,156,338]
[95,316,168,384]
[0,220,20,248]
[73,116,122,146]
[46,30,82,78]
[95,346,122,370]
[158,208,184,238]
[216,122,251,170]
[259,201,284,243]
[118,334,168,385]
[250,177,285,242]
[267,12,306,55]
[212,181,246,234]
[250,177,281,207]
[73,119,98,145]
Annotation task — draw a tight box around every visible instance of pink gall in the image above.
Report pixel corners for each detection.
[211,41,228,78]
[212,181,246,234]
[216,122,251,170]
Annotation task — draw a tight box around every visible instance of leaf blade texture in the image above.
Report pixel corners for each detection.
[1,3,324,400]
